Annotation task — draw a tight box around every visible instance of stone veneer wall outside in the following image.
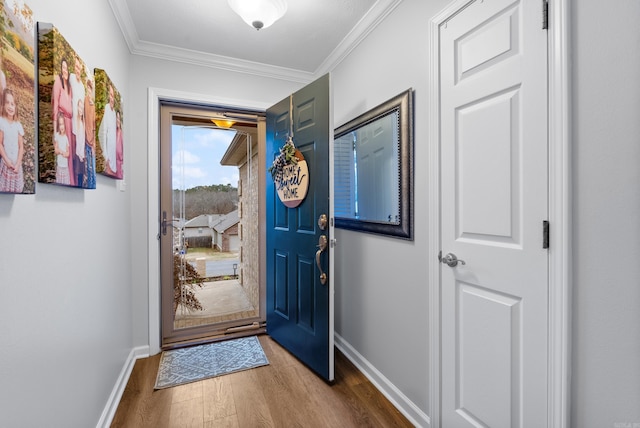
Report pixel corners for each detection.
[238,149,259,309]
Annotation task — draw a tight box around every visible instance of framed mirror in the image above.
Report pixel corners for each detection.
[334,89,413,240]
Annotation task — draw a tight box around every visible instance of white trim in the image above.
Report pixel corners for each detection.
[96,346,149,428]
[134,42,314,84]
[427,0,571,426]
[106,0,139,53]
[315,0,403,77]
[147,88,160,356]
[427,2,447,425]
[547,0,572,426]
[335,334,430,428]
[108,0,400,82]
[147,87,269,356]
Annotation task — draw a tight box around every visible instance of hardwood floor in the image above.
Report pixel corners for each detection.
[111,335,414,427]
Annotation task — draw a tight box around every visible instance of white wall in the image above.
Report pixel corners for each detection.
[571,0,640,426]
[332,0,447,422]
[1,0,638,427]
[0,0,132,427]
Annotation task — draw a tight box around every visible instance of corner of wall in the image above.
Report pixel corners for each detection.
[96,346,150,427]
[334,334,431,427]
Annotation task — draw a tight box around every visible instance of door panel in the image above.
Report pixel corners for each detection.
[295,142,317,232]
[457,282,522,428]
[458,87,521,243]
[266,74,333,381]
[440,0,548,426]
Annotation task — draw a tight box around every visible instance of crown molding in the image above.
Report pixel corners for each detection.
[315,0,402,76]
[108,0,402,83]
[130,39,315,84]
[107,0,139,53]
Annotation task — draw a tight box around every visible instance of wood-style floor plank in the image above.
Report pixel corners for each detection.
[111,335,414,428]
[293,363,366,427]
[230,368,275,427]
[202,376,236,422]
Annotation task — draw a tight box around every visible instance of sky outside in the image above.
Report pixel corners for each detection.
[172,125,239,190]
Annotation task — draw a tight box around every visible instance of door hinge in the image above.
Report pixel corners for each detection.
[543,220,550,249]
[542,0,549,30]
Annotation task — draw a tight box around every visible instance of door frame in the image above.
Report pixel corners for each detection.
[427,1,571,427]
[147,87,270,355]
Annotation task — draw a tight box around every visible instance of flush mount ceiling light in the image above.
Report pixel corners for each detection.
[227,0,287,30]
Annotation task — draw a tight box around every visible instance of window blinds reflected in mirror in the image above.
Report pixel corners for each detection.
[334,89,414,240]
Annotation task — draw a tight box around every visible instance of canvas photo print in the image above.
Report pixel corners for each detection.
[94,68,123,179]
[37,22,96,189]
[0,0,36,194]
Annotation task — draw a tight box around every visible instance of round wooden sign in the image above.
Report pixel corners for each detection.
[275,150,309,208]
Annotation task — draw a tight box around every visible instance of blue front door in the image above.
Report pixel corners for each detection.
[266,74,333,381]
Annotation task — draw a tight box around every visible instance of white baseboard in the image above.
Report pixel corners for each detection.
[97,339,430,427]
[335,334,430,428]
[96,345,150,428]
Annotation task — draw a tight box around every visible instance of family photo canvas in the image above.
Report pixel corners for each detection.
[95,68,123,180]
[37,22,96,189]
[0,0,35,194]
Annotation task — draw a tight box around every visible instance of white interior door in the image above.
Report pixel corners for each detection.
[439,0,549,426]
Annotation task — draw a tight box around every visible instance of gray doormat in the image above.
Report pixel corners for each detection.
[154,335,269,389]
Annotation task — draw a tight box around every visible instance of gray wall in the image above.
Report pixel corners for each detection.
[571,0,640,426]
[0,0,132,426]
[0,0,638,426]
[332,0,640,424]
[331,0,444,418]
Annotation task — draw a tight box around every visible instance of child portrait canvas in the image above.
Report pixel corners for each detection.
[37,22,96,189]
[0,0,36,194]
[94,68,123,180]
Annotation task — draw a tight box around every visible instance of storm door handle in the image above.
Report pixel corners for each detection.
[162,211,168,236]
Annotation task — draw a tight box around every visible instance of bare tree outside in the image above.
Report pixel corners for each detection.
[173,184,238,220]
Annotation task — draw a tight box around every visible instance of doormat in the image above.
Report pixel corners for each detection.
[154,335,269,389]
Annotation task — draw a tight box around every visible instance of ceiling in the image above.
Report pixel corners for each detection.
[108,0,402,83]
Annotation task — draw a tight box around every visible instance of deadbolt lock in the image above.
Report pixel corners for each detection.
[318,214,328,230]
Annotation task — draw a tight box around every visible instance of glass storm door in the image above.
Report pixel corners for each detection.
[159,103,263,347]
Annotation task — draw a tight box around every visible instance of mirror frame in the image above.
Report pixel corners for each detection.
[334,89,414,240]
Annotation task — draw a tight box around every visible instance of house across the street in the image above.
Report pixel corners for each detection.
[183,211,238,252]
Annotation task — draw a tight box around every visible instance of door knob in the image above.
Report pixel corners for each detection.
[439,252,466,267]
